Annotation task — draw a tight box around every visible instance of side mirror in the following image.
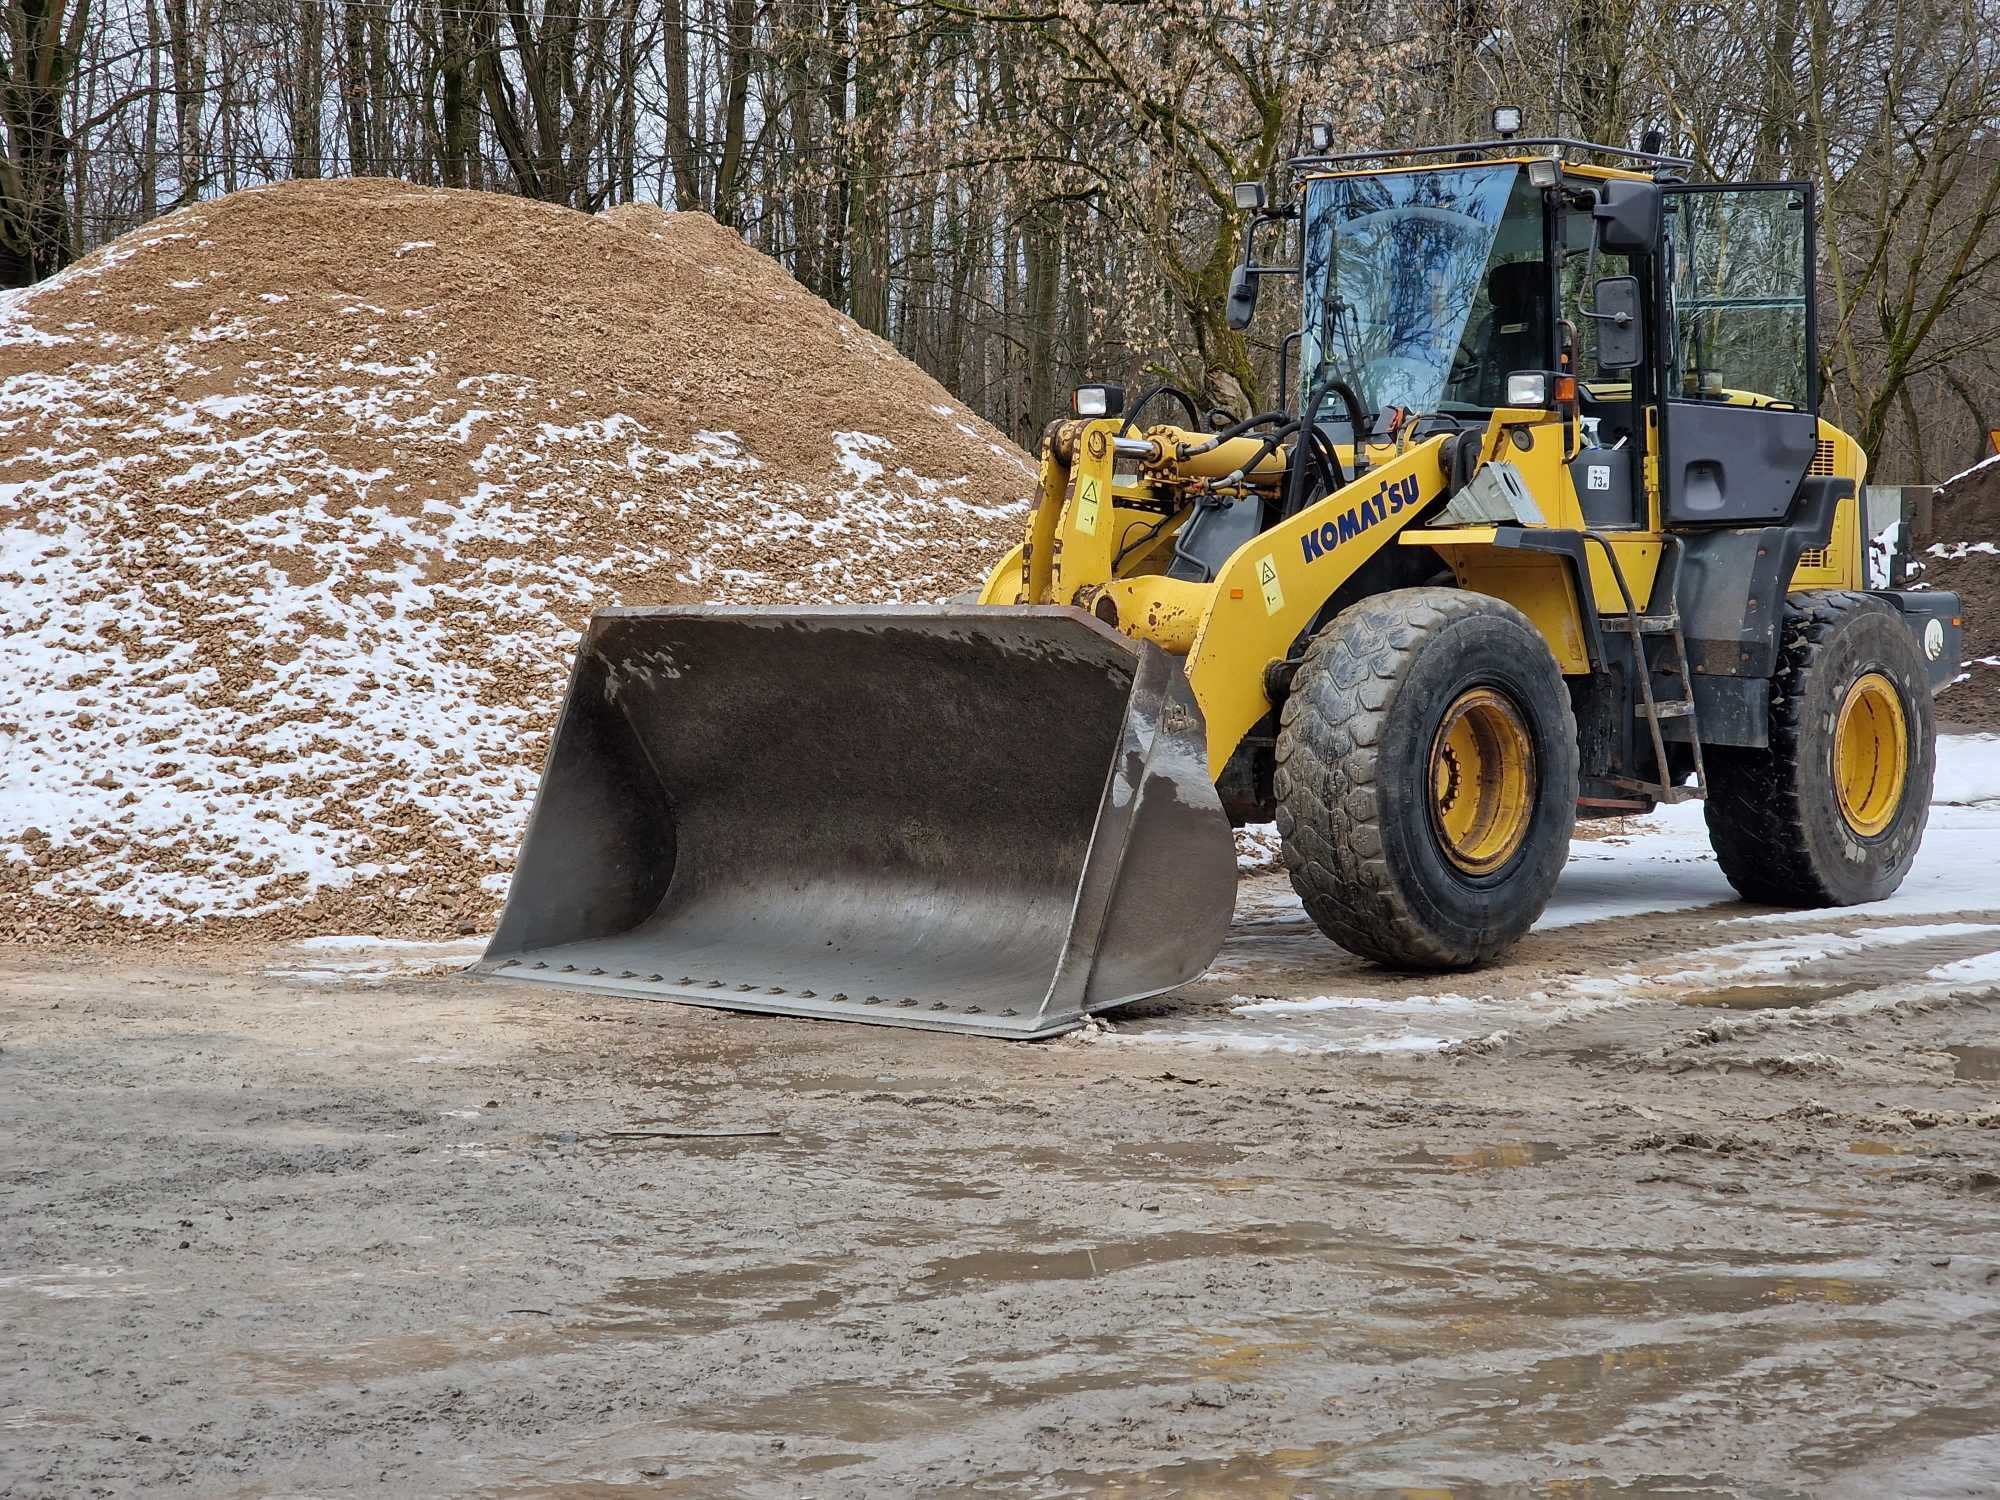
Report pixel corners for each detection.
[1226,263,1258,331]
[1594,275,1645,370]
[1593,181,1661,254]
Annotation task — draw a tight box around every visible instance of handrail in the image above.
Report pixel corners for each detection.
[1291,135,1695,174]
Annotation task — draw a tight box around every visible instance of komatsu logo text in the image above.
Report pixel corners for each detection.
[1299,473,1421,563]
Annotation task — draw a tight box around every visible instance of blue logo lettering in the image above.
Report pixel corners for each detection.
[1299,472,1423,564]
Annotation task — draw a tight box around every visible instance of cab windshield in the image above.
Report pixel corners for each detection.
[1300,165,1546,427]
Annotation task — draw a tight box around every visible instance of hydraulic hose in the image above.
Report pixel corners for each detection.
[1118,383,1203,436]
[1172,405,1299,461]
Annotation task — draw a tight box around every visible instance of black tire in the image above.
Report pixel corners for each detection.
[1705,591,1934,906]
[1274,587,1580,969]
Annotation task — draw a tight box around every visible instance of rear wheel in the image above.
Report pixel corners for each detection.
[1274,588,1579,969]
[1705,591,1933,905]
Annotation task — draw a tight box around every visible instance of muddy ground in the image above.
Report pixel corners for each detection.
[5,885,2000,1498]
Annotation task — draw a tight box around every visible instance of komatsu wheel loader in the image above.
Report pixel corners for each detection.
[477,122,1962,1038]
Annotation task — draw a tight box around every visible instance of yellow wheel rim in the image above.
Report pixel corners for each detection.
[1428,688,1536,876]
[1833,672,1908,838]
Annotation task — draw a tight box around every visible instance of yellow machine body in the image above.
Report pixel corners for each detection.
[978,405,1868,782]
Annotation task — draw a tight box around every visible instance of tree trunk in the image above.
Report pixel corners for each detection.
[711,0,755,225]
[440,4,475,188]
[169,0,206,198]
[140,0,162,217]
[340,0,368,174]
[291,0,325,179]
[0,0,87,285]
[661,0,699,208]
[1022,200,1061,425]
[848,3,893,335]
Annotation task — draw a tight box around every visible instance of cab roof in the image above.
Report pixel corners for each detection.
[1292,135,1689,186]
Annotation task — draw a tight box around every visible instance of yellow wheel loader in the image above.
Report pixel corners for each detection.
[477,122,1963,1037]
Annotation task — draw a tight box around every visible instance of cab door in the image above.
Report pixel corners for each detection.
[1657,183,1820,526]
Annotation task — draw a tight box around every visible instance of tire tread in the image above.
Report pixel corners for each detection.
[1704,589,1929,905]
[1274,587,1577,968]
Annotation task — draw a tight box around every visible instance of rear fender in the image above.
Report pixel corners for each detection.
[1874,588,1963,695]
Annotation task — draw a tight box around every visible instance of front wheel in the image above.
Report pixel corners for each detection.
[1274,588,1579,969]
[1705,591,1934,906]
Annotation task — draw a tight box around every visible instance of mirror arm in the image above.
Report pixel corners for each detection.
[1573,216,1607,320]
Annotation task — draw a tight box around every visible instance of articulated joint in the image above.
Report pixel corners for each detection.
[1075,576,1213,655]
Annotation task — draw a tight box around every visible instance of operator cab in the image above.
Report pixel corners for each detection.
[1231,130,1822,537]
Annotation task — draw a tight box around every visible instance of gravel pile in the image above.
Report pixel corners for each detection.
[1917,455,1999,731]
[0,179,1032,940]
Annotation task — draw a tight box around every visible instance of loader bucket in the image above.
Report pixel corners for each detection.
[474,605,1236,1038]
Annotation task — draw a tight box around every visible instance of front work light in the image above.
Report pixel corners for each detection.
[1491,105,1523,138]
[1232,181,1266,211]
[1307,121,1334,153]
[1504,371,1549,407]
[1527,157,1560,188]
[1071,384,1125,419]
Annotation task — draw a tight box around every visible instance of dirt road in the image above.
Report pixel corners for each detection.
[6,887,2000,1497]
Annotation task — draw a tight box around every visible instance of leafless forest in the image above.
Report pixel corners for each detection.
[6,0,1997,479]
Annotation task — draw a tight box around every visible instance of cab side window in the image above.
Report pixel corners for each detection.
[1665,188,1811,407]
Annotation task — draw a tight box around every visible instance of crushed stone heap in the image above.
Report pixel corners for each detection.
[1917,455,1999,731]
[0,179,1033,940]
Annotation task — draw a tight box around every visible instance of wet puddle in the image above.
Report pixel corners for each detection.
[460,1238,1906,1498]
[235,1325,576,1396]
[916,1223,1336,1289]
[1846,1138,1929,1157]
[1360,1264,1890,1351]
[1392,1142,1562,1170]
[1000,1446,1336,1497]
[1950,1045,2000,1081]
[588,1260,851,1334]
[1675,981,1864,1010]
[1013,1139,1247,1175]
[859,1140,1247,1203]
[586,1127,827,1160]
[686,1358,1149,1445]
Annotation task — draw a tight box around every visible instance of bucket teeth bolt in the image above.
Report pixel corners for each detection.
[588,967,607,976]
[619,970,637,979]
[648,974,664,983]
[735,983,755,992]
[798,990,815,998]
[707,979,725,988]
[831,993,848,1002]
[864,995,881,1005]
[561,964,577,973]
[530,961,547,970]
[766,986,786,995]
